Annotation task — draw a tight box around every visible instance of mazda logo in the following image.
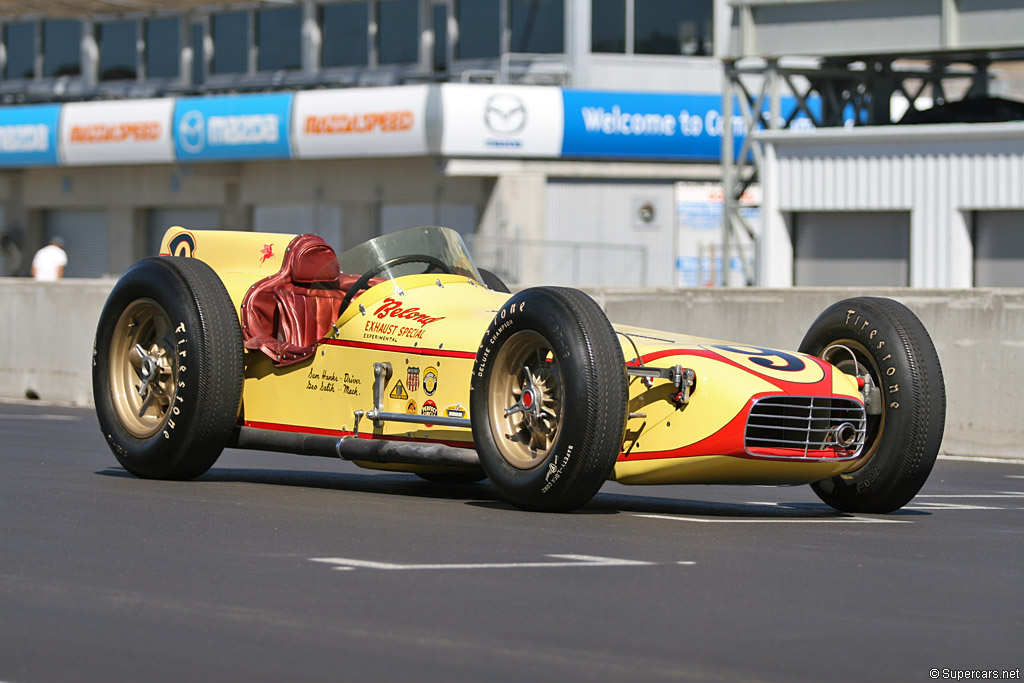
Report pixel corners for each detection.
[178,110,205,154]
[484,94,526,135]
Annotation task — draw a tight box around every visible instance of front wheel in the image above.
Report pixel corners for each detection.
[93,256,243,480]
[470,287,628,512]
[800,297,945,513]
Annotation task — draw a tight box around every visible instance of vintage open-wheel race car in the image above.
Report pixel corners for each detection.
[92,225,946,513]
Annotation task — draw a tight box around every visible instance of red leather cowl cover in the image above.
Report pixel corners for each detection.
[240,234,350,367]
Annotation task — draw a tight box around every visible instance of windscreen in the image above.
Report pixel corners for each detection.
[336,226,482,283]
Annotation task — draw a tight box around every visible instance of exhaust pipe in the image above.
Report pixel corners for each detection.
[829,422,860,449]
[230,425,480,468]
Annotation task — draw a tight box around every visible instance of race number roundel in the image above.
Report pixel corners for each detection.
[703,344,825,384]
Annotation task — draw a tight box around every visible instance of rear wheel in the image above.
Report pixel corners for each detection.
[470,287,628,512]
[800,297,945,513]
[93,256,243,480]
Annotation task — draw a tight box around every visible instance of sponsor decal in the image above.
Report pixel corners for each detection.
[407,400,418,414]
[444,402,467,419]
[304,111,414,135]
[177,110,205,154]
[0,123,51,153]
[292,87,429,159]
[173,93,293,161]
[179,110,279,153]
[389,380,409,400]
[166,231,197,257]
[69,122,162,143]
[61,99,175,165]
[484,93,527,136]
[259,243,275,266]
[439,84,563,158]
[421,400,437,427]
[407,367,420,393]
[423,367,438,396]
[373,297,445,326]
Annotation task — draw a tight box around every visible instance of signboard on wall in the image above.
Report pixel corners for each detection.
[562,90,815,161]
[0,104,61,167]
[292,86,430,159]
[439,84,563,157]
[173,93,293,162]
[675,182,760,287]
[60,99,175,165]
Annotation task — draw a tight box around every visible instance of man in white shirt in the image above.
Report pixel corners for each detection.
[31,237,68,281]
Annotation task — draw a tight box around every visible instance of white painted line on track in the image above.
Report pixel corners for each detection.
[309,554,672,571]
[0,413,79,421]
[938,455,1024,465]
[633,513,910,524]
[915,493,1024,498]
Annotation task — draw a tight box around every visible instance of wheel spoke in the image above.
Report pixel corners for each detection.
[129,344,147,376]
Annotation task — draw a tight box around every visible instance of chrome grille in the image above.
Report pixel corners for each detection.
[745,396,867,460]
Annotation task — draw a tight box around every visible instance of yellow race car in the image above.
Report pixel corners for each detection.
[92,226,945,513]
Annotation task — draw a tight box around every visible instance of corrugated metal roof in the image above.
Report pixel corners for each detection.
[0,0,285,19]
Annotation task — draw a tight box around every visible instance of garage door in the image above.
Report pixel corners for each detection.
[974,211,1024,287]
[148,209,221,257]
[43,210,108,278]
[793,212,910,286]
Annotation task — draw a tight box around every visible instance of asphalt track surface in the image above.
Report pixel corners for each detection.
[2,401,1022,683]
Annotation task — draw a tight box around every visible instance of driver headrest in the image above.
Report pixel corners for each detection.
[289,237,341,286]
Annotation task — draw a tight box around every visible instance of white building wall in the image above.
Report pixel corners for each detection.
[759,123,1024,288]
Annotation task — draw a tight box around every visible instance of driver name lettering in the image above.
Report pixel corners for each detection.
[305,368,339,393]
[373,298,445,327]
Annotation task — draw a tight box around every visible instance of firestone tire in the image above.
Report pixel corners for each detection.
[470,287,628,512]
[799,297,945,513]
[92,256,243,480]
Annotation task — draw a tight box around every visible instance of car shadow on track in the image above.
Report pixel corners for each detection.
[96,465,929,519]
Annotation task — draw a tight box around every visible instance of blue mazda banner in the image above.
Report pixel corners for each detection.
[173,93,293,162]
[561,90,815,161]
[0,104,61,167]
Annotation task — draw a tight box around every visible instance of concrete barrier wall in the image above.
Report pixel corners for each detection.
[3,278,1022,459]
[1,278,114,407]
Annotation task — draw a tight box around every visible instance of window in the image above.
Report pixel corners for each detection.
[321,2,368,68]
[145,18,180,79]
[634,0,711,56]
[3,22,36,79]
[456,0,499,59]
[191,22,205,84]
[258,6,302,71]
[211,11,249,74]
[377,0,418,65]
[432,4,448,71]
[510,0,563,53]
[98,20,138,80]
[591,0,625,53]
[43,20,82,77]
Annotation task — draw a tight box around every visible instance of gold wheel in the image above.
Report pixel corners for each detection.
[487,330,564,470]
[108,298,177,439]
